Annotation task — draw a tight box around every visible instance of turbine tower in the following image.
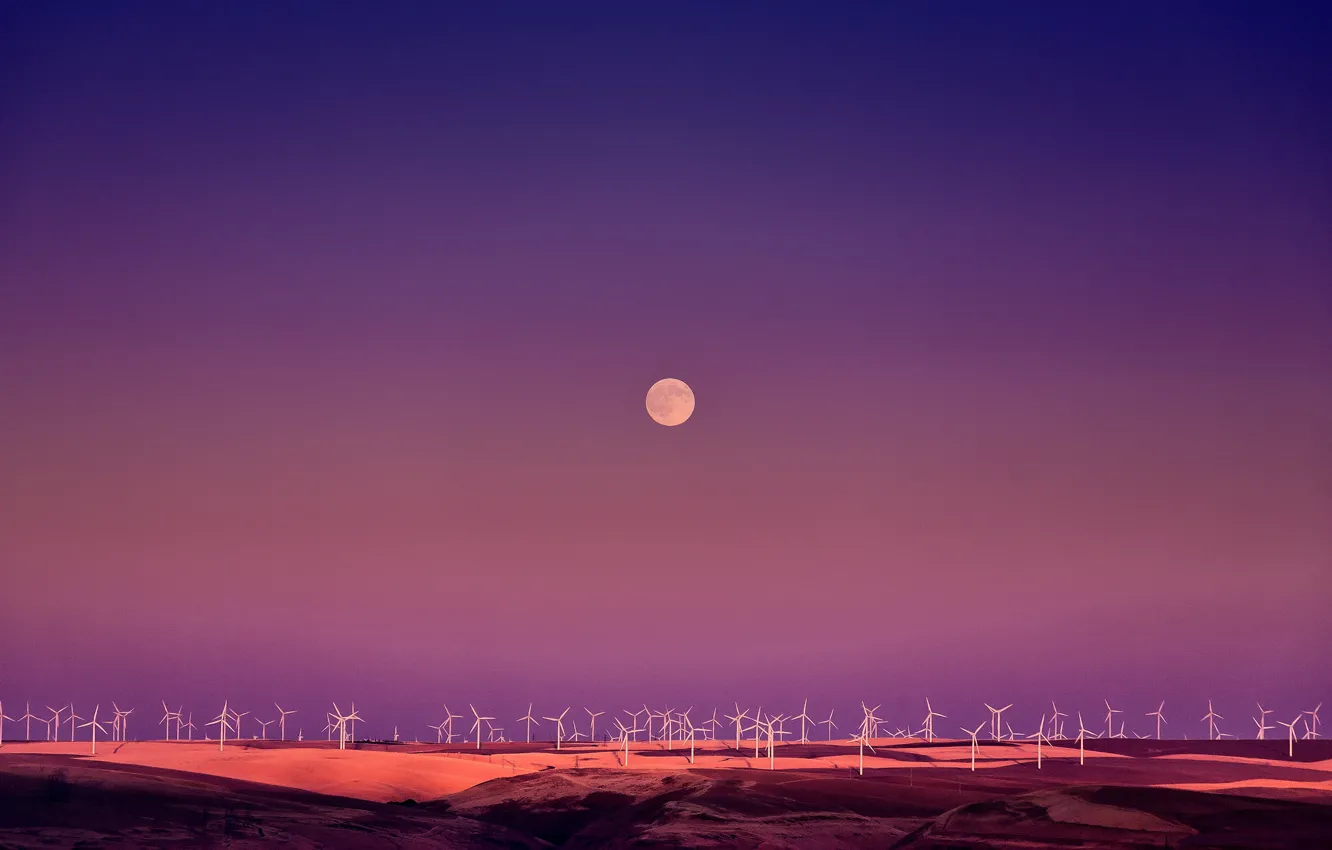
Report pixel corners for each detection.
[1147,701,1167,740]
[585,708,604,744]
[518,704,540,745]
[1202,700,1223,741]
[961,722,985,771]
[1276,716,1299,758]
[821,709,837,741]
[206,701,234,753]
[1254,704,1272,740]
[77,705,108,755]
[468,705,494,750]
[795,698,813,745]
[542,707,570,751]
[984,703,1011,742]
[1103,700,1121,740]
[275,704,297,742]
[922,699,945,743]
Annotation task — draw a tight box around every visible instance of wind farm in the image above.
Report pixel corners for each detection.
[6,691,1326,845]
[3,0,1328,847]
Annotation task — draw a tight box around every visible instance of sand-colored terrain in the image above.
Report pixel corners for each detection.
[2,738,1330,847]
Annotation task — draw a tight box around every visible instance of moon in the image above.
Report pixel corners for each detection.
[645,378,695,427]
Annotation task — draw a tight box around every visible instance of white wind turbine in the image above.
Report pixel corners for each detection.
[1202,700,1222,741]
[821,709,837,741]
[706,708,721,741]
[1076,711,1095,766]
[684,712,698,764]
[1049,701,1068,740]
[543,707,570,751]
[275,705,297,741]
[795,698,813,744]
[1276,716,1299,758]
[206,701,234,752]
[921,703,943,740]
[256,718,275,740]
[232,709,250,741]
[614,717,643,767]
[428,721,446,743]
[623,707,647,742]
[1147,701,1166,740]
[850,705,879,776]
[181,713,196,741]
[160,701,179,741]
[469,705,494,750]
[1301,704,1321,740]
[518,704,540,744]
[65,703,83,742]
[442,704,462,743]
[725,705,750,752]
[77,705,108,755]
[1254,704,1272,740]
[585,708,604,745]
[984,703,1010,742]
[1027,713,1051,769]
[47,706,66,742]
[1103,700,1121,740]
[564,720,584,744]
[961,722,985,771]
[19,702,38,742]
[0,703,13,747]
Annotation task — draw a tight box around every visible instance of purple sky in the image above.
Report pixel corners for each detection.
[1,2,1329,740]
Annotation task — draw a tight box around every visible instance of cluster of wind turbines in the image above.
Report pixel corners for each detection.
[1,696,1321,769]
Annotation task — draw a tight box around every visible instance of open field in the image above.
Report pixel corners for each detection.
[2,737,1330,847]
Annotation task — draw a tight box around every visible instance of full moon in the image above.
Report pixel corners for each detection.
[645,378,695,426]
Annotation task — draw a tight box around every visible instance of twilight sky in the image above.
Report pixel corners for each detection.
[2,1,1329,740]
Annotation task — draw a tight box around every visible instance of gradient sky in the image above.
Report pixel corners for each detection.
[2,1,1329,740]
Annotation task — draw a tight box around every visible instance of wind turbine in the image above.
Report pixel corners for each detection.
[821,709,837,741]
[18,702,37,742]
[1049,701,1068,740]
[468,705,494,750]
[585,708,604,744]
[66,704,83,742]
[1202,700,1222,741]
[614,718,643,767]
[795,698,813,744]
[1301,704,1321,740]
[1103,700,1121,740]
[256,718,275,740]
[442,704,462,743]
[1076,711,1094,766]
[0,703,13,746]
[1276,716,1299,758]
[1147,701,1167,740]
[725,705,750,752]
[542,707,570,751]
[1254,703,1272,740]
[706,707,721,741]
[921,703,943,740]
[77,705,108,755]
[232,709,250,741]
[983,703,1010,742]
[961,722,985,771]
[275,704,297,741]
[181,713,195,741]
[564,720,584,743]
[47,706,66,742]
[160,701,178,741]
[847,724,879,778]
[1027,713,1051,768]
[206,701,234,752]
[518,704,540,744]
[428,721,446,743]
